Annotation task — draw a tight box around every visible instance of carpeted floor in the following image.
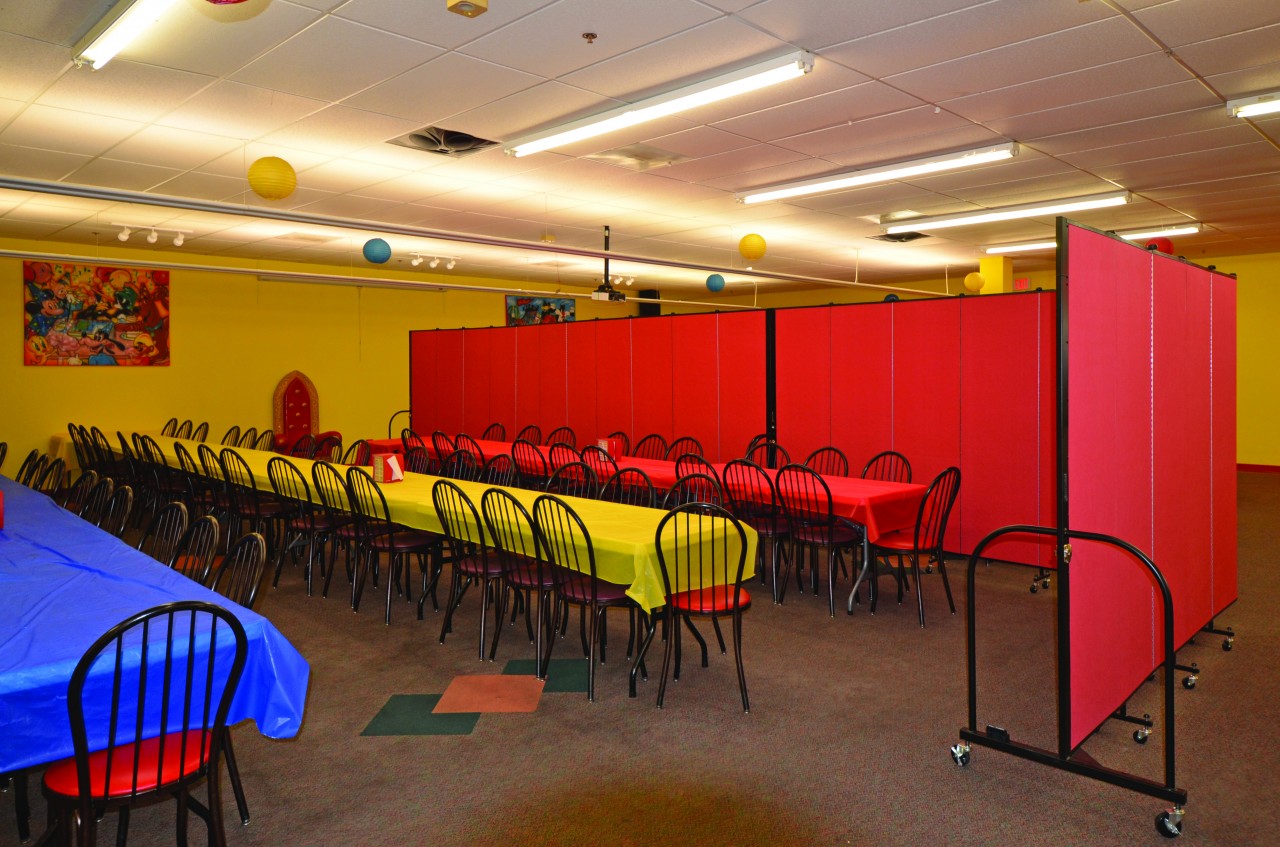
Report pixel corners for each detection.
[4,473,1277,846]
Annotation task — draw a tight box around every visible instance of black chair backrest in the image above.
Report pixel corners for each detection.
[238,427,259,449]
[311,461,352,519]
[97,484,134,538]
[512,439,550,488]
[515,424,542,445]
[599,467,656,508]
[430,431,455,459]
[197,443,228,489]
[253,429,276,452]
[663,472,723,509]
[210,532,268,609]
[14,449,39,485]
[606,431,631,457]
[546,426,576,448]
[64,602,246,820]
[722,458,780,520]
[805,446,849,477]
[0,440,6,474]
[345,466,393,531]
[481,422,506,441]
[403,445,433,475]
[61,469,99,511]
[220,425,241,446]
[746,440,791,469]
[314,433,343,463]
[453,433,485,464]
[402,429,426,452]
[911,467,961,554]
[439,449,480,481]
[580,445,619,482]
[160,417,178,436]
[268,456,313,520]
[342,439,372,466]
[546,461,598,498]
[432,479,486,555]
[173,514,220,584]
[775,463,835,528]
[531,494,600,592]
[138,500,190,566]
[174,419,193,439]
[548,442,579,470]
[289,433,318,459]
[862,450,912,483]
[34,457,65,495]
[480,487,542,579]
[664,436,704,461]
[191,421,210,442]
[674,453,719,484]
[654,501,750,601]
[631,433,667,460]
[478,454,516,487]
[78,476,114,523]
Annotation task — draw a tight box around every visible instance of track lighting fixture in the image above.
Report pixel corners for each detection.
[429,257,439,269]
[117,226,130,242]
[445,259,456,270]
[111,222,193,246]
[146,228,158,244]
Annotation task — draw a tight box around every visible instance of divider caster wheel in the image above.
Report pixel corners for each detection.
[949,743,970,767]
[1182,674,1197,690]
[1133,727,1149,744]
[1029,583,1038,594]
[1155,806,1184,838]
[1222,636,1233,652]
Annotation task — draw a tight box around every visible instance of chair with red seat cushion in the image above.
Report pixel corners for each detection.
[481,488,554,678]
[533,494,645,701]
[722,458,791,604]
[651,501,752,711]
[861,449,912,483]
[268,457,325,593]
[40,600,248,847]
[746,440,791,469]
[346,466,444,624]
[512,438,551,490]
[433,480,505,658]
[172,514,220,585]
[599,467,656,508]
[546,426,576,448]
[804,445,849,477]
[312,461,358,599]
[664,435,703,461]
[580,444,618,483]
[481,422,506,441]
[630,433,667,460]
[867,466,960,628]
[775,463,863,617]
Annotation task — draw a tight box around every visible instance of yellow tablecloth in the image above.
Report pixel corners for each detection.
[146,436,757,612]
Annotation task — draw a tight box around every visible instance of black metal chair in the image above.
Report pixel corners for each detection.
[430,431,455,464]
[60,469,99,512]
[581,444,619,483]
[313,461,358,600]
[481,422,506,441]
[481,488,553,679]
[746,440,791,469]
[38,601,247,847]
[237,427,259,450]
[314,433,343,463]
[663,472,723,509]
[33,456,65,496]
[136,500,189,566]
[512,438,551,490]
[160,416,178,436]
[546,461,599,498]
[478,453,516,487]
[439,448,481,481]
[866,467,961,627]
[341,439,372,466]
[674,453,720,486]
[862,449,912,483]
[253,430,275,452]
[209,531,268,611]
[599,467,657,507]
[288,433,318,459]
[77,476,114,525]
[722,458,791,604]
[775,463,863,617]
[174,419,194,439]
[433,480,505,658]
[268,457,324,593]
[220,448,284,554]
[403,445,433,475]
[97,484,134,538]
[805,445,850,477]
[546,426,576,448]
[652,502,753,712]
[515,424,542,445]
[173,514,220,585]
[548,442,579,471]
[532,494,645,701]
[606,430,631,457]
[220,425,241,447]
[631,433,667,460]
[401,428,426,454]
[453,432,485,464]
[191,421,210,442]
[13,449,41,486]
[664,436,703,461]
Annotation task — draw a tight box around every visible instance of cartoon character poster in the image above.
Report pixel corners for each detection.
[23,261,170,366]
[505,296,575,326]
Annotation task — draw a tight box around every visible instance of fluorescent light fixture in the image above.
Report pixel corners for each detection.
[73,0,179,70]
[1117,224,1200,241]
[504,51,814,157]
[741,143,1019,205]
[984,241,1057,255]
[884,191,1131,234]
[1227,92,1280,119]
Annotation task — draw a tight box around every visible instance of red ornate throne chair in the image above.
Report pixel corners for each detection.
[273,371,338,453]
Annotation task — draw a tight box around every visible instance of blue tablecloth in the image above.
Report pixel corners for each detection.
[0,476,310,773]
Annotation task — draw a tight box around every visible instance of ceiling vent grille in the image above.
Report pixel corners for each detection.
[867,231,929,243]
[389,126,498,158]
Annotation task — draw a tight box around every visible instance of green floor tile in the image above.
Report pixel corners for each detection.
[361,694,479,736]
[501,658,590,693]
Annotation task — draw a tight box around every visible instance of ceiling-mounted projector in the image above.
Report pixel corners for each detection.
[591,282,626,302]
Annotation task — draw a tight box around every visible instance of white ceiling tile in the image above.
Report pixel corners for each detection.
[701,158,850,193]
[157,81,328,139]
[291,193,400,219]
[651,143,807,183]
[35,60,215,123]
[129,1,324,77]
[231,17,442,103]
[1092,143,1280,191]
[1057,124,1259,170]
[150,171,248,202]
[334,0,555,51]
[103,125,242,170]
[645,126,756,159]
[65,158,184,191]
[1027,108,1225,155]
[820,125,1008,169]
[196,145,331,180]
[262,106,423,157]
[0,32,76,102]
[344,53,542,126]
[447,81,615,142]
[1133,0,1280,47]
[352,172,478,203]
[460,0,719,79]
[1176,23,1280,77]
[775,106,974,159]
[713,81,925,143]
[984,81,1219,141]
[737,0,993,52]
[0,143,89,180]
[0,104,144,156]
[1204,63,1280,102]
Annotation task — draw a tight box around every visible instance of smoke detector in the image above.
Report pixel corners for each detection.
[447,0,487,17]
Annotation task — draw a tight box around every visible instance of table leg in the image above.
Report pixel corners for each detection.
[847,534,873,614]
[630,610,658,697]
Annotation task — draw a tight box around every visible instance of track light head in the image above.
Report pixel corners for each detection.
[117,227,130,242]
[146,228,158,244]
[446,259,456,270]
[411,255,423,266]
[429,257,439,269]
[172,232,184,247]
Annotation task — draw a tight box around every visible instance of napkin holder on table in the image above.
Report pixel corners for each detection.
[597,437,625,458]
[372,453,404,483]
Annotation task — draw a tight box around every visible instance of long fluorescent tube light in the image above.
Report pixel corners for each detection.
[73,0,178,69]
[504,51,814,157]
[1227,92,1280,119]
[984,241,1057,255]
[884,191,1131,234]
[1117,224,1200,240]
[740,142,1019,205]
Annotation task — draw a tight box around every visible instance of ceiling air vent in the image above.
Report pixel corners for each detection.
[868,231,929,243]
[389,126,498,158]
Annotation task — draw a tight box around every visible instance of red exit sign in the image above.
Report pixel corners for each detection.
[1014,278,1030,290]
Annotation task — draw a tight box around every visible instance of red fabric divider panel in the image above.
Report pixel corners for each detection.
[408,330,438,436]
[630,317,675,445]
[513,325,540,431]
[775,307,832,462]
[670,314,722,460]
[1066,228,1156,750]
[565,322,599,446]
[830,304,893,475]
[426,329,467,437]
[891,299,961,550]
[535,323,569,431]
[1153,259,1213,649]
[595,319,634,445]
[484,327,517,440]
[462,329,494,436]
[1038,294,1058,566]
[959,293,1053,565]
[1211,272,1238,614]
[716,311,767,463]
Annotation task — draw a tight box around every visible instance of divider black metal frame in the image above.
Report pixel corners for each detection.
[959,524,1186,810]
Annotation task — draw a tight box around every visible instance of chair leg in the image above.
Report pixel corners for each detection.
[733,610,749,713]
[683,614,708,667]
[223,732,250,826]
[657,608,676,708]
[438,571,465,643]
[9,771,30,842]
[710,616,727,655]
[585,603,601,702]
[911,552,926,627]
[488,580,507,662]
[630,610,657,697]
[938,557,957,613]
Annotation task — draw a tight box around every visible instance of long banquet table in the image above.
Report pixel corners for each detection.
[144,436,757,613]
[0,475,310,775]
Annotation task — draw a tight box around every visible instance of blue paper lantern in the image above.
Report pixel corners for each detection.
[706,273,725,292]
[363,237,392,264]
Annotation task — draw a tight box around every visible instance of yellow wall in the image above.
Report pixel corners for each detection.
[1,249,622,469]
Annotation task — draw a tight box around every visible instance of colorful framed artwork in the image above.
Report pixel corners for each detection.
[22,261,170,366]
[505,296,575,326]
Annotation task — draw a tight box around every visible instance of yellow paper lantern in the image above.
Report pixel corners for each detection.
[739,233,766,262]
[248,156,296,201]
[963,272,986,292]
